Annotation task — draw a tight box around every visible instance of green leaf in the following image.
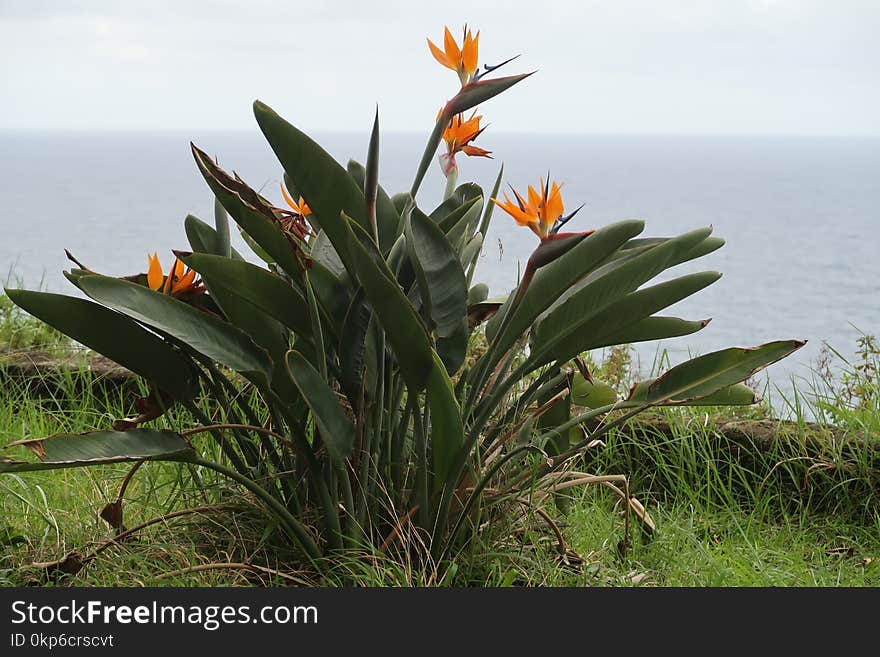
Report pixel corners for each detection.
[191,144,304,279]
[446,197,483,252]
[639,340,805,404]
[406,208,468,339]
[436,318,469,376]
[285,351,354,462]
[76,275,273,387]
[214,196,231,258]
[4,289,197,401]
[309,230,346,278]
[1,429,195,473]
[309,259,351,329]
[179,254,299,402]
[348,161,402,252]
[343,214,434,390]
[427,351,464,489]
[585,316,711,350]
[531,271,722,366]
[627,381,760,407]
[616,235,725,268]
[436,196,481,235]
[184,214,245,261]
[338,288,377,407]
[486,220,646,353]
[460,232,483,268]
[253,101,370,269]
[179,252,310,337]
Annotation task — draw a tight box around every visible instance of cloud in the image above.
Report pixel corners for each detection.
[1,0,878,134]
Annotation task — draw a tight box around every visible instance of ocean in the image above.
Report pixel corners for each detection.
[1,131,878,405]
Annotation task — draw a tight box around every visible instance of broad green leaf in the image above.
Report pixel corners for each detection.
[616,235,725,268]
[4,289,197,401]
[347,159,403,250]
[436,196,481,235]
[285,351,354,462]
[430,183,483,223]
[76,274,272,387]
[214,196,231,258]
[627,380,759,407]
[180,253,310,337]
[585,316,711,350]
[486,220,646,352]
[391,192,411,215]
[526,228,712,359]
[338,288,377,407]
[254,101,368,270]
[436,318,469,376]
[180,255,299,402]
[309,259,351,329]
[446,197,483,252]
[343,214,433,389]
[640,340,805,404]
[184,214,245,261]
[406,209,468,338]
[191,144,304,279]
[310,230,346,277]
[0,429,195,473]
[427,351,464,489]
[531,271,721,366]
[460,232,483,268]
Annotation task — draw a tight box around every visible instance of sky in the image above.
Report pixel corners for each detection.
[1,0,878,136]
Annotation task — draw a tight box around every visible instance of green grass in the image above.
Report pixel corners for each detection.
[2,291,878,587]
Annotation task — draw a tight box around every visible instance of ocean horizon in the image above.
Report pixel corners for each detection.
[2,130,878,406]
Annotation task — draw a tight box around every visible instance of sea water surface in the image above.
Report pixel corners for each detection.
[1,131,878,405]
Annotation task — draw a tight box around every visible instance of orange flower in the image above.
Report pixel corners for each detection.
[146,253,204,297]
[280,182,311,216]
[428,25,480,86]
[492,178,567,239]
[439,110,491,175]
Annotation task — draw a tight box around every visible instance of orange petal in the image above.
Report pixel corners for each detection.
[492,195,535,227]
[527,185,542,213]
[147,252,163,291]
[462,29,479,75]
[299,198,311,216]
[462,145,491,158]
[173,257,185,280]
[428,37,455,70]
[280,181,299,211]
[171,268,196,294]
[443,26,462,65]
[546,182,565,224]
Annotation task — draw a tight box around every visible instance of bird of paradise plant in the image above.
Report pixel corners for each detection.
[2,23,804,581]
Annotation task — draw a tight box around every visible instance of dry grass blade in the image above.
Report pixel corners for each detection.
[155,562,310,585]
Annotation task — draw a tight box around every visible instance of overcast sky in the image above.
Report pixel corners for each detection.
[2,0,878,135]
